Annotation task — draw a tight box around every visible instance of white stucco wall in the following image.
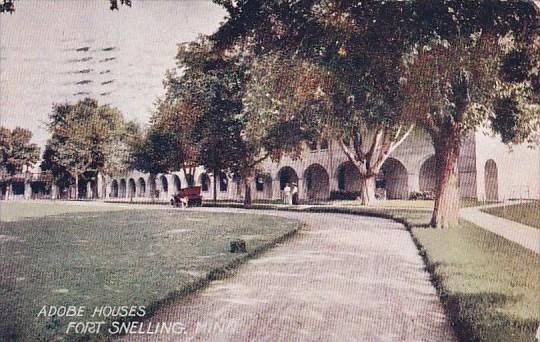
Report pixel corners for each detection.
[475,131,540,200]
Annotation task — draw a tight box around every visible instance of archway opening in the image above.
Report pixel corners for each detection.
[219,173,228,192]
[31,181,50,199]
[304,164,330,200]
[200,173,210,192]
[377,158,408,199]
[278,167,298,190]
[111,180,119,198]
[485,159,498,201]
[173,175,181,193]
[419,155,438,193]
[137,178,146,197]
[160,175,168,196]
[128,179,136,198]
[119,179,127,198]
[255,174,273,198]
[148,176,157,198]
[337,161,361,192]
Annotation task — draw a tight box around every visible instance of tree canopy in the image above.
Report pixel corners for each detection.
[41,98,130,198]
[209,0,540,225]
[0,126,40,177]
[0,126,40,198]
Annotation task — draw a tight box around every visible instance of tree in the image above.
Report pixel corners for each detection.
[211,0,418,205]
[42,98,126,199]
[399,1,539,227]
[0,127,40,199]
[213,1,539,221]
[174,38,247,203]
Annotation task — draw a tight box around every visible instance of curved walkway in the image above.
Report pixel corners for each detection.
[123,207,456,342]
[460,204,540,254]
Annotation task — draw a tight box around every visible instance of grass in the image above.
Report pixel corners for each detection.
[0,201,124,222]
[0,206,301,341]
[320,197,486,210]
[413,221,539,342]
[481,200,540,229]
[329,199,435,209]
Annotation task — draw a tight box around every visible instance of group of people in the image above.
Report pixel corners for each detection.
[283,183,299,205]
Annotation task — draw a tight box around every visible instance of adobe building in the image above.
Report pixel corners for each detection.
[2,128,538,203]
[101,129,540,204]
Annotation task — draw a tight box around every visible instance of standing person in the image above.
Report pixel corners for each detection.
[283,183,292,205]
[292,183,299,205]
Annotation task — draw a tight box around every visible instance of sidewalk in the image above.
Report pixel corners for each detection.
[460,204,540,255]
[122,208,457,342]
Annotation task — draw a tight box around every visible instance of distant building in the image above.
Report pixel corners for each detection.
[102,129,540,203]
[3,129,538,203]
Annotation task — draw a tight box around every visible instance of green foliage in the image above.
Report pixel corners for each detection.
[41,98,129,185]
[0,126,40,178]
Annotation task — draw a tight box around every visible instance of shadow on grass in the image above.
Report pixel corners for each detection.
[444,291,537,342]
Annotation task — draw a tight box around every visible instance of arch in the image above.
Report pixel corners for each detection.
[172,174,181,194]
[219,172,228,192]
[255,173,273,198]
[148,176,157,198]
[485,159,498,201]
[419,155,438,193]
[278,166,298,190]
[110,180,119,198]
[85,179,97,199]
[128,178,136,198]
[137,178,146,197]
[30,181,49,199]
[336,161,361,192]
[199,173,210,192]
[12,181,25,196]
[119,179,127,198]
[159,175,169,194]
[304,163,330,200]
[378,158,408,199]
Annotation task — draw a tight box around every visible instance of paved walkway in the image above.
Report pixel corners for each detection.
[122,208,456,342]
[460,203,540,255]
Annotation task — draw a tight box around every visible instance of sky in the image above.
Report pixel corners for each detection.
[2,1,539,148]
[0,0,227,147]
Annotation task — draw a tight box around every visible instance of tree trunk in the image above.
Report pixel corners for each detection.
[359,176,376,205]
[213,169,218,204]
[243,177,252,208]
[430,143,460,228]
[74,174,79,200]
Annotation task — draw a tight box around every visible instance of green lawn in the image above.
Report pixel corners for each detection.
[0,201,124,222]
[413,221,539,342]
[0,206,301,341]
[323,198,485,210]
[482,200,540,229]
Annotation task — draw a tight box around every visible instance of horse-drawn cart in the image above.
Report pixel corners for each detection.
[170,186,203,208]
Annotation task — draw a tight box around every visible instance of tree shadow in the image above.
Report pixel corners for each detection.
[443,291,538,342]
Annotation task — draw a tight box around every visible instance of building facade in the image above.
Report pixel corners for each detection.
[101,130,539,203]
[3,129,538,203]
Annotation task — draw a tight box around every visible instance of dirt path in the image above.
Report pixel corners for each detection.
[117,207,456,342]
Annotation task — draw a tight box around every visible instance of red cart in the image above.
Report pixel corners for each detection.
[171,186,203,207]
